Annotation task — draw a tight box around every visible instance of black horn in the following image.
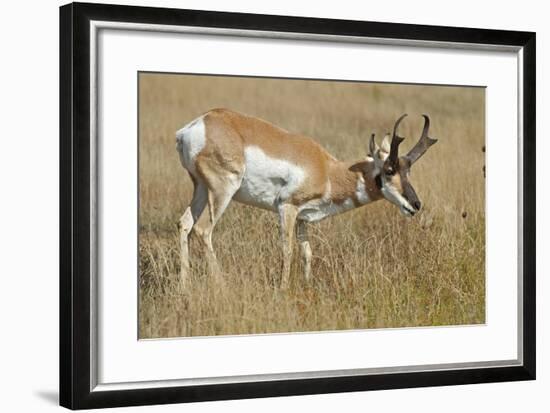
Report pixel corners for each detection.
[406,114,438,164]
[389,113,407,167]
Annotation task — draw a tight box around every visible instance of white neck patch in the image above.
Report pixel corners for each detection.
[355,175,371,205]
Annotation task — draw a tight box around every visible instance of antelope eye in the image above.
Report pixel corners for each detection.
[385,167,395,176]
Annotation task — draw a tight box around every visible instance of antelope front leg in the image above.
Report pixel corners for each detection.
[296,220,312,281]
[278,204,298,289]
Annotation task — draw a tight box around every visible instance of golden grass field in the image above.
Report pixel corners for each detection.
[138,73,485,339]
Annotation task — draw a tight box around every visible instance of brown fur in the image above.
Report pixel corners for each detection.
[389,171,404,194]
[202,108,381,207]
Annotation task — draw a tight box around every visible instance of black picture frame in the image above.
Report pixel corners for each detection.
[60,2,536,409]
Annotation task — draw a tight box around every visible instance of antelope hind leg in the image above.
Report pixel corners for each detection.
[279,204,299,289]
[193,164,244,282]
[179,207,194,285]
[296,220,312,281]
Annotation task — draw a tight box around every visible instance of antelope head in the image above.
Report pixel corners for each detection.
[369,114,438,217]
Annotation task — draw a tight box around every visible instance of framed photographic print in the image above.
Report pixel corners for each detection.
[59,2,536,409]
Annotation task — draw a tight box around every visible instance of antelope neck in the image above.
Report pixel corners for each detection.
[328,159,383,206]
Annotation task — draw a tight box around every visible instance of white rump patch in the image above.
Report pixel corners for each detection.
[175,116,206,175]
[233,146,305,211]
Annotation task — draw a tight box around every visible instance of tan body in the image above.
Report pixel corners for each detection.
[175,109,436,287]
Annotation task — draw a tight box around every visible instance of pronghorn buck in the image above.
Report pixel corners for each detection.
[176,109,437,287]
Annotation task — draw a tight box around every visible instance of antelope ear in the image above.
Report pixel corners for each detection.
[380,133,391,156]
[368,133,386,167]
[349,161,369,174]
[368,133,379,158]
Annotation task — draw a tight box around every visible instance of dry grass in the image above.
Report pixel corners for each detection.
[138,73,485,338]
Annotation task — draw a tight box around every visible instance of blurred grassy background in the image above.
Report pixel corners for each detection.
[138,73,485,338]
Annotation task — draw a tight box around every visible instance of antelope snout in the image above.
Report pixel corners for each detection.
[413,200,422,211]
